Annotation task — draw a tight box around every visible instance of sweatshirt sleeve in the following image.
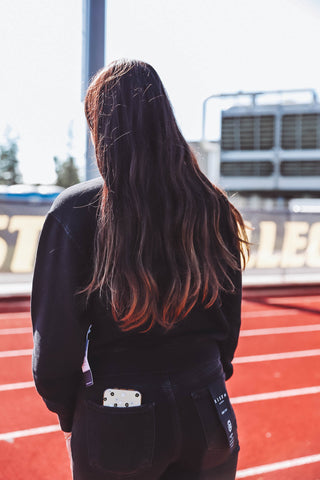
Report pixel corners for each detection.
[31,213,90,431]
[217,248,242,381]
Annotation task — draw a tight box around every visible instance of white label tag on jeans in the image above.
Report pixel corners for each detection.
[210,380,236,449]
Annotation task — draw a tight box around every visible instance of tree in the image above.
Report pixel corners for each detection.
[0,136,22,185]
[54,155,80,188]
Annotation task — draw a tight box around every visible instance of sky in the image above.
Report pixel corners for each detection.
[1,0,320,184]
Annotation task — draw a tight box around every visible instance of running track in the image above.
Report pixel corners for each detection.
[0,290,319,480]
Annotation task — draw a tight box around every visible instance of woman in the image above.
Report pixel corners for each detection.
[32,59,249,480]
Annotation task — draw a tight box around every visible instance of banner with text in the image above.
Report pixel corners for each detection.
[0,202,319,284]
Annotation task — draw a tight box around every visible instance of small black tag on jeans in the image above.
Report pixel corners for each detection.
[209,380,236,449]
[83,368,93,387]
[82,324,94,387]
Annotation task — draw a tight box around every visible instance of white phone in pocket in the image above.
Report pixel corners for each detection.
[103,388,142,407]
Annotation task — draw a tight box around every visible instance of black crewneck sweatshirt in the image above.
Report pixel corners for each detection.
[31,177,242,432]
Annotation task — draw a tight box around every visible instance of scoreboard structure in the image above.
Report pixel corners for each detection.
[203,89,320,197]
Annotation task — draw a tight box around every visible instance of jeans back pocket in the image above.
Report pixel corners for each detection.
[191,375,239,458]
[86,400,156,476]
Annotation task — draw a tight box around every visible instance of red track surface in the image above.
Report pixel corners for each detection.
[0,291,320,480]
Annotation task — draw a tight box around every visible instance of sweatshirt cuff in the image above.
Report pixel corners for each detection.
[43,397,74,432]
[58,412,74,432]
[222,361,233,381]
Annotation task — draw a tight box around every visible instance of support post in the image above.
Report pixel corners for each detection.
[82,0,106,180]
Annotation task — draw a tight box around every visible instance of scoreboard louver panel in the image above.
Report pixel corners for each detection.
[221,161,274,176]
[281,114,320,149]
[280,160,320,176]
[221,115,275,150]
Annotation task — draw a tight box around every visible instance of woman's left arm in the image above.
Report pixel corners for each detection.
[217,260,242,381]
[31,212,90,432]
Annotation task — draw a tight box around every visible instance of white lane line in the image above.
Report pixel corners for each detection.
[0,312,30,320]
[0,349,33,358]
[1,381,319,406]
[266,296,320,304]
[0,387,319,442]
[240,324,320,336]
[1,348,320,363]
[234,349,320,364]
[0,327,32,335]
[236,453,320,478]
[0,403,319,444]
[231,385,320,404]
[0,381,34,392]
[5,323,318,337]
[244,309,299,318]
[0,425,60,442]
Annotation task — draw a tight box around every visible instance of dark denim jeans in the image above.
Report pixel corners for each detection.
[71,336,240,480]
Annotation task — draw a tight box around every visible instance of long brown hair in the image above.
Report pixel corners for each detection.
[84,59,249,333]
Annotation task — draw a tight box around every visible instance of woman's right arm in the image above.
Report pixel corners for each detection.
[31,213,90,431]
